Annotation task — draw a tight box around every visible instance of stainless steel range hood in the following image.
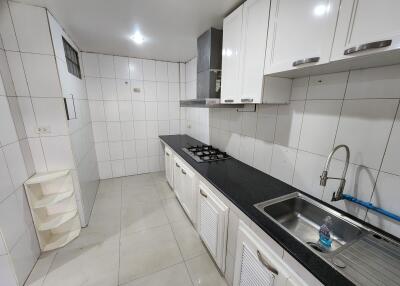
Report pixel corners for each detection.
[180,28,243,108]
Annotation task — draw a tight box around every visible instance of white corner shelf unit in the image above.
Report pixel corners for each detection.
[24,170,81,252]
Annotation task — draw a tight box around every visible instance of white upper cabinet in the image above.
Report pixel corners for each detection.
[239,0,271,104]
[221,5,243,104]
[331,0,400,61]
[264,0,340,75]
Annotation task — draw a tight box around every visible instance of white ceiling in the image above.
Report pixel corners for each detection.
[17,0,243,62]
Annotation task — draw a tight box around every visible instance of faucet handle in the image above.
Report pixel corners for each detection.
[320,171,328,186]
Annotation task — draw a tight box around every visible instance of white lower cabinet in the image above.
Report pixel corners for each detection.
[233,221,307,286]
[164,147,173,187]
[198,181,229,271]
[172,155,197,223]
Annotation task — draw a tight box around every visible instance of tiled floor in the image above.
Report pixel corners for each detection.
[25,172,228,286]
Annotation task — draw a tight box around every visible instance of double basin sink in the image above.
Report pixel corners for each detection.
[255,193,400,285]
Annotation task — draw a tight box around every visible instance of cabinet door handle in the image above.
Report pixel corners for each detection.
[200,189,208,198]
[344,39,392,55]
[241,98,254,103]
[292,57,320,67]
[181,169,186,175]
[257,250,279,275]
[175,163,180,168]
[224,99,234,103]
[166,153,170,156]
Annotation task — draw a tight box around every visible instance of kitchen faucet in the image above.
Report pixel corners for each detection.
[320,145,350,201]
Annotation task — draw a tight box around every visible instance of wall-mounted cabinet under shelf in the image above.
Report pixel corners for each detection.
[24,170,81,252]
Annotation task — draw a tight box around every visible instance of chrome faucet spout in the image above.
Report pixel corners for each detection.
[320,145,350,201]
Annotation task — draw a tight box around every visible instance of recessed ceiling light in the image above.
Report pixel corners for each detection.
[130,31,145,45]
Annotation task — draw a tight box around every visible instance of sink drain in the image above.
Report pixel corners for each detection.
[306,242,328,253]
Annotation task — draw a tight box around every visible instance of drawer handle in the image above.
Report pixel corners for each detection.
[200,189,208,198]
[257,250,279,275]
[344,39,392,55]
[224,99,234,103]
[241,98,253,103]
[292,57,320,67]
[181,169,186,175]
[175,163,180,168]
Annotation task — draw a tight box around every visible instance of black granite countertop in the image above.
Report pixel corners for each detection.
[160,134,355,286]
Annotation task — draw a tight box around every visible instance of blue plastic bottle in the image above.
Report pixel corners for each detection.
[319,216,333,248]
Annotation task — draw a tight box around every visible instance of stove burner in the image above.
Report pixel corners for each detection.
[182,145,230,163]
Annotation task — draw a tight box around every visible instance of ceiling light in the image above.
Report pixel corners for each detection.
[130,31,145,45]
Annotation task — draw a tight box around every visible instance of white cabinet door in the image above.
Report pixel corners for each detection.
[331,0,400,61]
[173,156,183,200]
[179,162,197,223]
[239,0,270,104]
[164,147,173,187]
[198,182,228,271]
[264,0,340,74]
[221,5,243,104]
[233,222,307,286]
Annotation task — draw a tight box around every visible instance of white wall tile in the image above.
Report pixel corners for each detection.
[145,102,158,120]
[98,161,112,179]
[133,102,146,120]
[121,121,134,141]
[111,159,125,177]
[125,158,138,176]
[82,53,100,77]
[116,79,131,101]
[255,105,277,143]
[144,81,157,101]
[156,82,168,101]
[147,138,160,156]
[167,62,179,83]
[0,193,25,249]
[0,96,18,146]
[5,51,29,97]
[106,122,122,141]
[381,110,400,176]
[292,151,325,199]
[307,72,348,100]
[21,53,62,98]
[98,54,115,78]
[28,138,46,172]
[134,121,146,139]
[0,150,14,202]
[3,142,27,188]
[346,65,400,99]
[274,101,305,148]
[366,172,400,237]
[0,0,18,51]
[129,58,143,80]
[155,61,168,82]
[86,77,102,100]
[157,102,169,120]
[109,141,123,160]
[146,121,158,138]
[0,255,18,286]
[89,101,105,122]
[298,100,342,156]
[9,2,53,54]
[252,139,273,174]
[95,142,110,161]
[32,98,68,136]
[142,59,156,81]
[168,101,180,120]
[104,101,120,121]
[135,139,148,158]
[41,136,74,170]
[238,136,255,166]
[118,101,133,121]
[136,157,148,174]
[123,141,136,158]
[168,83,180,101]
[114,56,129,79]
[100,78,117,100]
[241,112,257,137]
[270,144,297,184]
[290,77,308,101]
[158,120,170,135]
[335,99,398,169]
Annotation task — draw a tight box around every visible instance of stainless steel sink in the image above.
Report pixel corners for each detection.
[254,192,366,254]
[254,192,400,285]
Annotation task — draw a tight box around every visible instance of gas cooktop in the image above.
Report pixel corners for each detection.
[182,145,230,163]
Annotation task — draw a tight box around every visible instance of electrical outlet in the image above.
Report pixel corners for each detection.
[35,126,52,135]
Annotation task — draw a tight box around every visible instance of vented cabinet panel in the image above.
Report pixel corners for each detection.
[239,244,275,286]
[200,196,219,256]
